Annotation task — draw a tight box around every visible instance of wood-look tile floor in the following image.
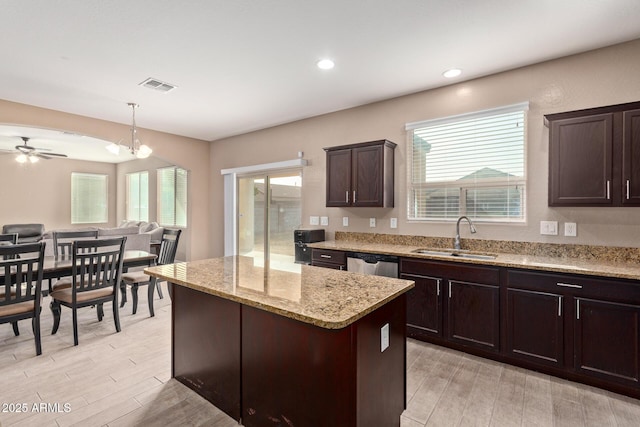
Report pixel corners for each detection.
[0,287,639,426]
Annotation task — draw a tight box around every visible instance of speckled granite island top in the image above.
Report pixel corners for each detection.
[145,255,414,329]
[309,240,640,281]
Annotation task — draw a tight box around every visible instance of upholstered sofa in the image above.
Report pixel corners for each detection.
[41,221,164,256]
[1,223,45,243]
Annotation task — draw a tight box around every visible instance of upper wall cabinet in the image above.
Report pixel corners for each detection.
[324,139,396,207]
[545,101,640,206]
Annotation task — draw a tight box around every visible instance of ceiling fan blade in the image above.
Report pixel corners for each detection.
[43,152,68,158]
[16,144,35,153]
[35,153,52,160]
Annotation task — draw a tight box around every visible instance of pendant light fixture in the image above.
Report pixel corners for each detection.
[106,102,153,159]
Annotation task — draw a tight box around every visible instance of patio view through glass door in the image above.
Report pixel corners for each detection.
[237,170,301,272]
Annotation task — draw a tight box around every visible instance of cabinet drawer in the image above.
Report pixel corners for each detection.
[311,249,347,265]
[507,269,640,303]
[400,258,499,285]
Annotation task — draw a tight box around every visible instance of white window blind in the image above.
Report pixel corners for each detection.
[157,166,187,227]
[406,103,527,222]
[71,172,108,224]
[126,171,149,222]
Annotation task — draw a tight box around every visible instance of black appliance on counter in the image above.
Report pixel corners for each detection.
[294,229,325,264]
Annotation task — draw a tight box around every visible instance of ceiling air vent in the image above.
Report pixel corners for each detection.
[139,77,177,93]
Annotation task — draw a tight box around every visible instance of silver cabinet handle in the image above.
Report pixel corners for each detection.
[627,180,630,200]
[353,190,356,203]
[436,279,441,297]
[558,295,562,316]
[556,282,582,289]
[576,299,581,320]
[320,254,332,259]
[346,191,349,203]
[607,180,611,200]
[448,281,452,298]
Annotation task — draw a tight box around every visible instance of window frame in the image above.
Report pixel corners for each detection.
[157,166,188,228]
[125,171,149,222]
[406,102,528,223]
[71,172,108,224]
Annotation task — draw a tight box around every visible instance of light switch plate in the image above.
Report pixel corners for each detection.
[369,218,376,228]
[320,216,329,226]
[390,217,398,229]
[381,323,389,352]
[540,220,558,235]
[342,217,349,227]
[310,216,320,226]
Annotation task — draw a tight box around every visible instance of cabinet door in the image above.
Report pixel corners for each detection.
[574,297,640,385]
[326,149,352,207]
[622,109,640,205]
[401,273,442,339]
[352,144,384,207]
[549,113,613,206]
[447,280,500,352]
[506,288,564,368]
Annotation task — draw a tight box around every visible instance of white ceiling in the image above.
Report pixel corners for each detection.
[1,0,640,160]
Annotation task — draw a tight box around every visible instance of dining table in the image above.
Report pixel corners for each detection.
[41,250,157,281]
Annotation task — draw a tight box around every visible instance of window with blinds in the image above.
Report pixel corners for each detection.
[406,103,528,222]
[157,166,187,227]
[71,172,108,224]
[126,171,149,222]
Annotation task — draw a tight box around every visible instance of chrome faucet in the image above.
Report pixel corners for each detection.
[454,216,476,250]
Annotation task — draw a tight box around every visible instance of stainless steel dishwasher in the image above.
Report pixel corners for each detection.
[346,252,399,278]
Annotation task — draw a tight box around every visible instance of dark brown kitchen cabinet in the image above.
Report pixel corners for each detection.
[400,273,442,340]
[311,248,347,270]
[447,280,500,352]
[574,297,640,386]
[507,268,640,394]
[324,140,396,207]
[505,288,564,368]
[400,258,500,354]
[546,101,640,206]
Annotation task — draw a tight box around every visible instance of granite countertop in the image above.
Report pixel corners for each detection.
[309,240,640,281]
[145,255,414,329]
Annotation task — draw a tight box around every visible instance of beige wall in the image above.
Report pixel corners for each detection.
[0,101,210,260]
[209,39,640,257]
[0,156,116,230]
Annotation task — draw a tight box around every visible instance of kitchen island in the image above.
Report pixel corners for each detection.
[145,256,414,427]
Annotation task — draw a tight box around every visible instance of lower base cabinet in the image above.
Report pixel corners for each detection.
[505,288,564,368]
[399,258,500,355]
[401,259,640,399]
[447,280,500,352]
[575,297,640,385]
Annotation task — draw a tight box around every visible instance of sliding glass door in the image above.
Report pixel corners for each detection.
[237,170,301,271]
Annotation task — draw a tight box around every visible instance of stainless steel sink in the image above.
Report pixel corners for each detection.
[411,248,496,260]
[411,249,455,257]
[449,253,496,260]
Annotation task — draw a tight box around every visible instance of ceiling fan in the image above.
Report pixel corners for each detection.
[12,136,68,162]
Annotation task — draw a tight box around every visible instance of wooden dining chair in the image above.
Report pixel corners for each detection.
[120,228,181,317]
[50,236,126,346]
[0,242,46,355]
[53,230,99,259]
[0,233,18,245]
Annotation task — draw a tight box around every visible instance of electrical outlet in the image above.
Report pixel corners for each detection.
[565,222,577,237]
[390,217,398,229]
[320,216,329,226]
[540,220,558,235]
[369,218,376,228]
[342,217,349,227]
[310,216,319,226]
[380,323,389,352]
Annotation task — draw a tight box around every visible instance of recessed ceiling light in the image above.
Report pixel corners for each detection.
[443,68,462,78]
[317,59,335,70]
